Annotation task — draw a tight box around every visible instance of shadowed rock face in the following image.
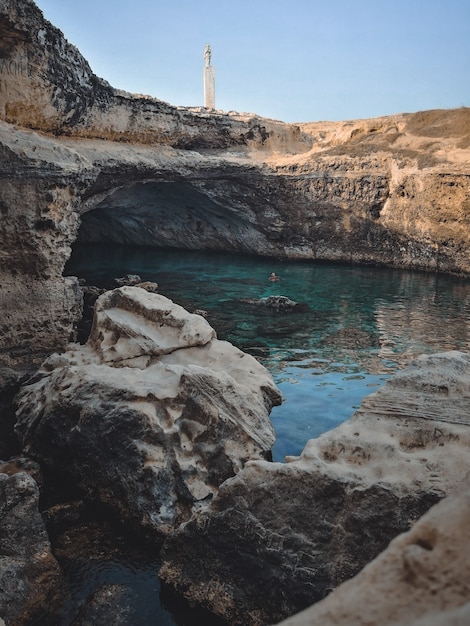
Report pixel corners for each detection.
[77,181,273,252]
[1,1,470,366]
[276,475,470,626]
[0,465,64,625]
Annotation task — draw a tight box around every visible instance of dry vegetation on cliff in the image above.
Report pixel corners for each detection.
[293,107,470,170]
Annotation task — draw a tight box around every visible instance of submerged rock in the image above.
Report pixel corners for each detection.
[113,275,159,292]
[114,274,143,286]
[159,351,470,625]
[241,295,309,312]
[15,287,281,537]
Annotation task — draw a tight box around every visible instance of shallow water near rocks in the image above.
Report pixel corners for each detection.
[66,243,470,461]
[60,243,470,624]
[47,519,227,626]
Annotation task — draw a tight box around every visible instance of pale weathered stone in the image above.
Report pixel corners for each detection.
[159,351,470,625]
[14,287,281,536]
[352,350,470,427]
[88,286,216,364]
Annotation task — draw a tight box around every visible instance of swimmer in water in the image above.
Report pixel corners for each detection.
[269,272,280,282]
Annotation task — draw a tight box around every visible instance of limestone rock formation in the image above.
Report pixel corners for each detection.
[14,287,281,537]
[159,351,470,625]
[275,475,470,626]
[1,1,470,366]
[0,462,63,625]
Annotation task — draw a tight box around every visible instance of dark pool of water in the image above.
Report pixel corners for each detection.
[61,243,470,625]
[45,518,227,626]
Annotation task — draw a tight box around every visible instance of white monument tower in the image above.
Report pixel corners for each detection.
[203,44,215,110]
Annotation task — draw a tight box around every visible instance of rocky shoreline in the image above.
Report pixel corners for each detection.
[2,287,470,623]
[158,351,470,625]
[1,1,470,624]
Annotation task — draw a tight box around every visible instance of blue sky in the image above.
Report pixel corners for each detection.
[34,0,470,123]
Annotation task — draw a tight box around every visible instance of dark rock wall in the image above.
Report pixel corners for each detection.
[0,467,64,625]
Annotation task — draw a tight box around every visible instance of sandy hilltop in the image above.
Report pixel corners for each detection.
[1,1,470,625]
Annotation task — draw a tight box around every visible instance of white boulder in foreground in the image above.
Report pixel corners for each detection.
[15,287,281,536]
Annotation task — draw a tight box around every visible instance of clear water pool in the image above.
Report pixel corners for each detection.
[66,244,470,461]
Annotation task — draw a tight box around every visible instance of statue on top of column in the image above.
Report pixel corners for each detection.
[204,44,212,67]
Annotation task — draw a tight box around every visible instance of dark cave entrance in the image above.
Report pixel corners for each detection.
[68,179,270,342]
[76,180,265,253]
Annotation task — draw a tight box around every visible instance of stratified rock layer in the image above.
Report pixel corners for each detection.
[14,287,281,537]
[1,1,470,366]
[159,352,470,625]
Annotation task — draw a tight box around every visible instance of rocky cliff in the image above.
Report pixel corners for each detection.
[1,4,470,623]
[1,0,470,366]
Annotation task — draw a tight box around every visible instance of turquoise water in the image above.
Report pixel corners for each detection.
[66,244,470,462]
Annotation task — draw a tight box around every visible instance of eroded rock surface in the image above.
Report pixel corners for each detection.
[14,287,281,537]
[276,475,470,626]
[159,351,470,625]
